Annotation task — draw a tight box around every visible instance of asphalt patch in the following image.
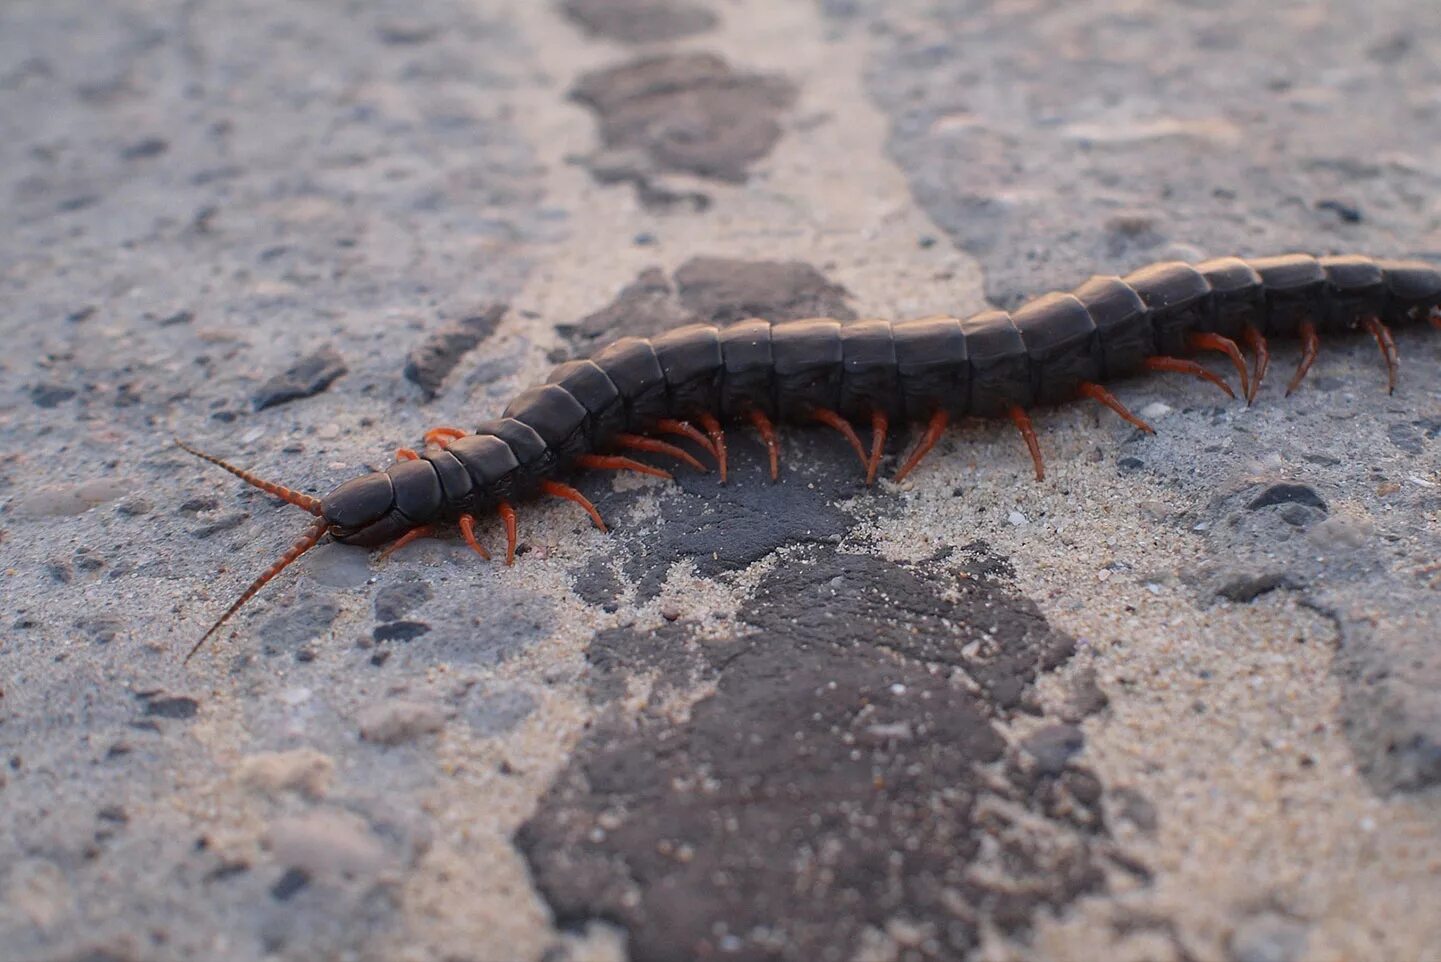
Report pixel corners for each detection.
[558,257,853,352]
[571,52,796,207]
[560,0,718,44]
[519,545,1122,961]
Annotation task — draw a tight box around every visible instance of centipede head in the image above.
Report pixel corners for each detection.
[176,439,336,662]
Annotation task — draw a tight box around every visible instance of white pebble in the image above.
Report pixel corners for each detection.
[1008,511,1028,526]
[1139,401,1173,420]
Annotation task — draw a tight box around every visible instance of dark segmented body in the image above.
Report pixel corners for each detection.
[322,252,1441,546]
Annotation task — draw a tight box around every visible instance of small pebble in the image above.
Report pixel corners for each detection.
[358,700,447,745]
[1008,510,1028,526]
[265,810,390,878]
[235,749,334,799]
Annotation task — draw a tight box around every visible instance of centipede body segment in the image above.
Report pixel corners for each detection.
[179,252,1441,658]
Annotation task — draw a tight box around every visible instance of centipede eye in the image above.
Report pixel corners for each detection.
[174,439,323,516]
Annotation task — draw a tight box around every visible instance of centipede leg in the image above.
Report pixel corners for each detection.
[747,409,780,480]
[1241,323,1269,404]
[1185,332,1251,403]
[380,525,438,560]
[1142,356,1237,400]
[1360,315,1399,394]
[696,412,728,483]
[540,479,607,534]
[893,409,949,483]
[498,500,517,567]
[457,513,491,561]
[1077,382,1154,434]
[655,418,718,462]
[575,453,672,480]
[1430,306,1441,330]
[810,408,869,473]
[1008,406,1046,482]
[1285,320,1321,396]
[614,433,707,472]
[423,426,467,448]
[395,447,420,462]
[867,411,888,487]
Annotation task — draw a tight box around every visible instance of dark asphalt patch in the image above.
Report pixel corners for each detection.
[520,545,1122,961]
[561,0,718,44]
[571,52,796,207]
[558,257,853,351]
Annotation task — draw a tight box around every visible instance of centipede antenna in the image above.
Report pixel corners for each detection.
[185,518,330,662]
[175,439,323,516]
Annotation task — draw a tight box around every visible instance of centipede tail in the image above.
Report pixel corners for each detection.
[182,252,1441,657]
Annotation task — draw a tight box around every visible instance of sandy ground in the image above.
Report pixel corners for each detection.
[1,1,1438,961]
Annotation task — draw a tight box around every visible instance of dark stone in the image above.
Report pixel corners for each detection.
[120,137,168,160]
[1315,198,1362,223]
[1021,724,1085,774]
[30,382,76,407]
[561,0,717,44]
[1118,456,1145,472]
[270,866,311,901]
[521,545,1115,961]
[143,695,199,720]
[252,347,347,410]
[1216,570,1293,603]
[179,496,219,513]
[1247,483,1327,513]
[374,580,434,622]
[403,305,507,398]
[373,621,431,642]
[190,512,248,538]
[571,52,796,203]
[375,19,438,44]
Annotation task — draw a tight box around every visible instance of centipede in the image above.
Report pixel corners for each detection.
[178,252,1441,660]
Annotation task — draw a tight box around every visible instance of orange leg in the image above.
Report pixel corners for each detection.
[893,409,949,483]
[423,426,467,448]
[185,518,330,662]
[1185,332,1251,403]
[1360,315,1399,394]
[614,433,706,473]
[747,409,780,480]
[867,411,888,487]
[540,479,607,533]
[380,525,437,559]
[395,447,420,461]
[575,453,672,480]
[1008,406,1046,482]
[498,501,517,567]
[457,513,491,561]
[1143,356,1237,400]
[655,418,717,461]
[1430,306,1441,330]
[695,412,728,484]
[1240,323,1269,404]
[1077,382,1154,434]
[1285,320,1321,396]
[809,408,869,472]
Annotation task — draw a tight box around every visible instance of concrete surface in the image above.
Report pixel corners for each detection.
[1,1,1439,961]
